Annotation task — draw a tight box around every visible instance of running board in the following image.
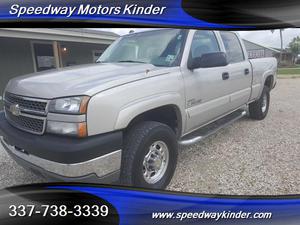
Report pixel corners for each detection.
[179,110,247,146]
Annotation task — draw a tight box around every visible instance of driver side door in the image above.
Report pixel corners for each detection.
[182,30,233,132]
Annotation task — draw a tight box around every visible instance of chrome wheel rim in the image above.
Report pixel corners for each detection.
[261,93,268,113]
[142,141,169,184]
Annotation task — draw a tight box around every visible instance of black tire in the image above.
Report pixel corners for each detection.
[249,85,270,120]
[120,121,178,189]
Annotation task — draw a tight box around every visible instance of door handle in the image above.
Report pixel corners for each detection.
[244,68,250,75]
[222,72,229,80]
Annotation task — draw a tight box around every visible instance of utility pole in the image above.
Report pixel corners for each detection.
[271,29,284,65]
[279,29,284,65]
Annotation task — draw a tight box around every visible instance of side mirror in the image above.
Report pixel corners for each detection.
[188,52,228,70]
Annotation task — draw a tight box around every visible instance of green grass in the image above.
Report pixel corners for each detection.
[278,68,300,75]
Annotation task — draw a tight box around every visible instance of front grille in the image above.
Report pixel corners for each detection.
[4,92,48,135]
[5,110,45,134]
[5,92,47,113]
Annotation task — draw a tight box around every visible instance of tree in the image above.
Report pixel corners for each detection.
[288,36,300,55]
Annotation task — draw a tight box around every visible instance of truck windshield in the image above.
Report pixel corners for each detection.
[98,29,188,67]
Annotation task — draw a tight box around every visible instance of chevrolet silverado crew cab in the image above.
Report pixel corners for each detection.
[0,29,277,189]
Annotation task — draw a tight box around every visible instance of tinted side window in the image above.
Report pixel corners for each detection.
[190,31,220,59]
[220,32,244,63]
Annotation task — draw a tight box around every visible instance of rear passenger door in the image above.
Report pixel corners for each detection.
[219,31,252,110]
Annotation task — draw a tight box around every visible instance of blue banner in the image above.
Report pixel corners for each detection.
[0,0,299,28]
[1,184,300,225]
[0,0,240,28]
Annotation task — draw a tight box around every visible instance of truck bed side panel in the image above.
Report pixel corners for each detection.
[249,57,277,101]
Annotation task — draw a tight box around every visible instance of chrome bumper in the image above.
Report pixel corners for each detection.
[0,136,122,178]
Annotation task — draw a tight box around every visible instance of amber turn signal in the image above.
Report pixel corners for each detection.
[79,96,90,114]
[78,122,88,138]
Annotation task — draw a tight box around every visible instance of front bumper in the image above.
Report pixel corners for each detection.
[0,111,123,182]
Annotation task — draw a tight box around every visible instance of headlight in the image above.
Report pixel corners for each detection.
[49,96,90,114]
[47,121,87,138]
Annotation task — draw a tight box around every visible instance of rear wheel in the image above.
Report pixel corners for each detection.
[249,85,270,120]
[120,121,178,189]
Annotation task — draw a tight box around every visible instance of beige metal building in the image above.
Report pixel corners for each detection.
[243,39,280,59]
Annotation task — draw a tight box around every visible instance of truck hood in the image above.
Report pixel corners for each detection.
[5,63,166,99]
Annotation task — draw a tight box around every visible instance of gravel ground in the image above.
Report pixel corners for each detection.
[0,79,299,195]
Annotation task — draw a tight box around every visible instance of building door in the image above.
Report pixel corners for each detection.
[32,42,57,72]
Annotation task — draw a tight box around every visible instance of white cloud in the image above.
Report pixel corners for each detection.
[238,29,300,48]
[94,28,300,48]
[93,28,154,36]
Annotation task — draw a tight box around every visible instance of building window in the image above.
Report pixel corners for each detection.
[92,50,104,62]
[31,41,57,72]
[247,49,265,59]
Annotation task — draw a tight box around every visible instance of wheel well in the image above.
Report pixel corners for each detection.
[264,75,274,89]
[126,105,182,137]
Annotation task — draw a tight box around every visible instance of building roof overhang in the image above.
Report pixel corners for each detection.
[0,28,119,45]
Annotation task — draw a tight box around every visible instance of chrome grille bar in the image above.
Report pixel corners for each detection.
[4,92,49,135]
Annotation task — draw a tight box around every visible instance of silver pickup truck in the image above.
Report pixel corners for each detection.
[0,29,277,189]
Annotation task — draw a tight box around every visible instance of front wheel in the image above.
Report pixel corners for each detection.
[120,121,178,189]
[249,86,270,120]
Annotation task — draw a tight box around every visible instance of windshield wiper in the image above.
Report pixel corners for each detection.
[117,60,147,64]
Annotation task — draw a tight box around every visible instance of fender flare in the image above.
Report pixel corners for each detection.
[114,92,185,131]
[258,71,275,97]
